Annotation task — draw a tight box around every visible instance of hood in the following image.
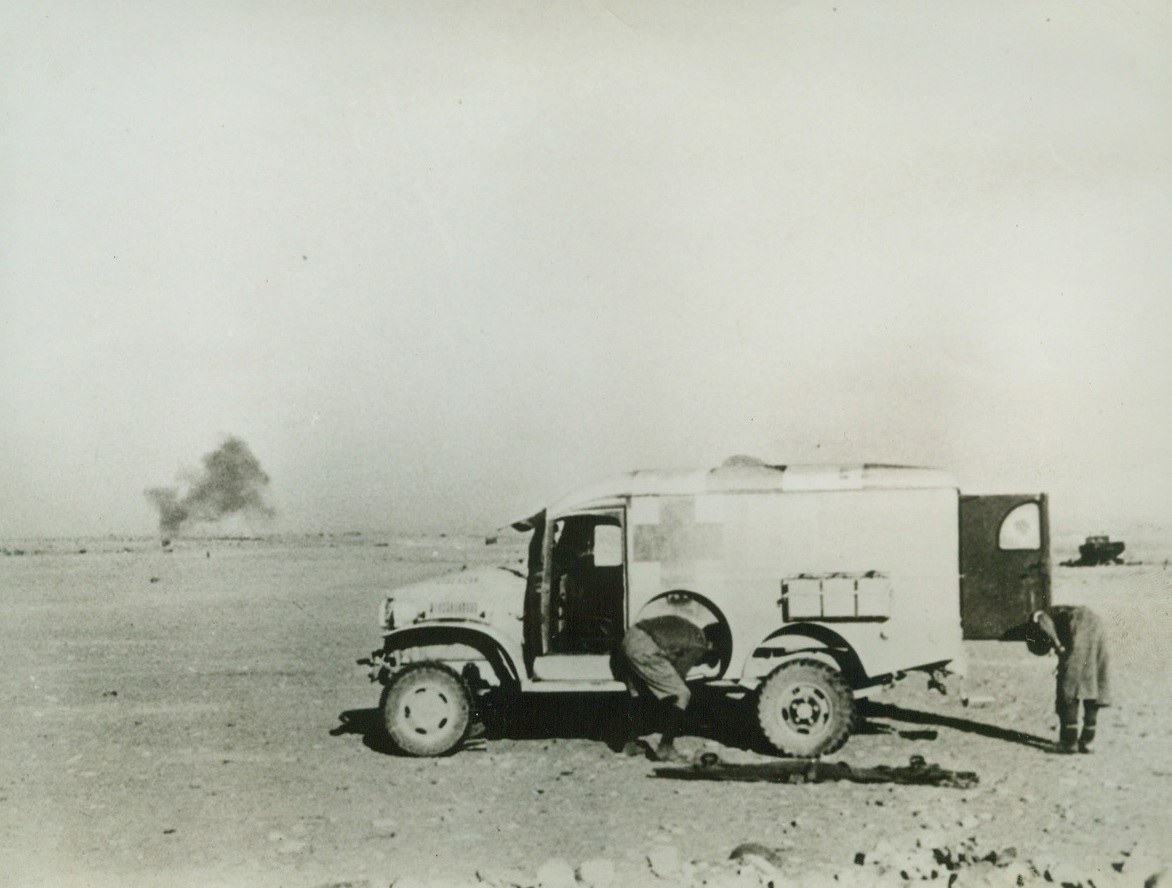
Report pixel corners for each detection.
[381,564,527,631]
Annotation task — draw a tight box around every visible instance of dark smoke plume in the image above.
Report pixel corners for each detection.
[145,437,275,537]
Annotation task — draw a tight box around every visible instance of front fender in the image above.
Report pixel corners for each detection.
[375,624,523,689]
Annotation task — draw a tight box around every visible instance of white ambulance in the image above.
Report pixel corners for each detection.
[363,459,1050,758]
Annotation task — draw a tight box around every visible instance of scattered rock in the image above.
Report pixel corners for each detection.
[647,844,682,879]
[1047,860,1089,887]
[735,853,779,879]
[695,872,744,888]
[860,838,899,869]
[997,862,1037,887]
[1116,843,1171,888]
[915,829,947,850]
[842,871,882,888]
[951,859,1002,887]
[476,867,529,888]
[729,843,784,871]
[577,858,616,888]
[371,817,397,837]
[535,857,576,888]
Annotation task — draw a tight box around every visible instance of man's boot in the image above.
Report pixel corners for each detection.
[1078,703,1098,753]
[616,701,645,756]
[1056,724,1079,754]
[654,702,687,763]
[1077,726,1096,754]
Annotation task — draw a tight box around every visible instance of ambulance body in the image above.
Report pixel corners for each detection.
[364,461,1049,757]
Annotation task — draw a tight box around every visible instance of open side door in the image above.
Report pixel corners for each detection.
[959,494,1051,640]
[529,510,628,685]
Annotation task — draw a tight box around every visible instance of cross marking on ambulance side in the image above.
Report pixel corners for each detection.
[633,497,723,564]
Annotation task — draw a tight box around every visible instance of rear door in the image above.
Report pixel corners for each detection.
[959,494,1051,640]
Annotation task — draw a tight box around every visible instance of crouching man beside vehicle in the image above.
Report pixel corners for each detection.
[613,615,718,763]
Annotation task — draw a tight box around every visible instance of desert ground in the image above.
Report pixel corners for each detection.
[1,533,1169,888]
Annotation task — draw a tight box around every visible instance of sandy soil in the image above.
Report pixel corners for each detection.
[1,534,1169,888]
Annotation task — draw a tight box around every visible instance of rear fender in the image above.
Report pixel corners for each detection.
[373,625,522,690]
[741,624,866,688]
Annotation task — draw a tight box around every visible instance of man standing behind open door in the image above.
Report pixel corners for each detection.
[1026,606,1111,754]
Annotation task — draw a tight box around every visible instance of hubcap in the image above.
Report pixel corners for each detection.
[400,684,455,735]
[782,684,831,735]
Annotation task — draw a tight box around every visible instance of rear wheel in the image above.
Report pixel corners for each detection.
[756,658,854,758]
[380,662,471,757]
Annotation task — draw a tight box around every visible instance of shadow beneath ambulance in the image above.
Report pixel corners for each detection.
[331,687,767,757]
[860,701,1053,750]
[488,693,626,743]
[475,690,764,752]
[330,695,635,757]
[685,688,771,753]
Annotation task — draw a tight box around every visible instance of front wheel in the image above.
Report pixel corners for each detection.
[756,658,854,758]
[380,662,472,757]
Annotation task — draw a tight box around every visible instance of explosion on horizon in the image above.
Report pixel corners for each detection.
[145,437,275,537]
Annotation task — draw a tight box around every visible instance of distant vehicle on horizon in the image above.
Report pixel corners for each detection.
[1066,535,1126,567]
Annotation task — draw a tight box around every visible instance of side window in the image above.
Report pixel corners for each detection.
[593,523,623,567]
[552,515,622,567]
[999,502,1041,550]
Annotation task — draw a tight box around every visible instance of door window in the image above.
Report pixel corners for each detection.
[592,523,623,567]
[999,502,1041,550]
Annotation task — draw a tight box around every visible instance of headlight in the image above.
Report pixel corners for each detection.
[380,597,395,631]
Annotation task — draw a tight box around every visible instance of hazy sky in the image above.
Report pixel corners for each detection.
[2,0,1170,542]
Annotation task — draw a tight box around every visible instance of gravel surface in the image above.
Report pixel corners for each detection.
[1,535,1168,887]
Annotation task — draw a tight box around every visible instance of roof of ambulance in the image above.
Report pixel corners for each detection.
[516,462,957,525]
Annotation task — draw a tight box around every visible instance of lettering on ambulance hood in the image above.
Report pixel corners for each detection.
[632,496,724,590]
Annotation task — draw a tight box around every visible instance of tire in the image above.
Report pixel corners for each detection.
[755,658,854,758]
[380,662,472,757]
